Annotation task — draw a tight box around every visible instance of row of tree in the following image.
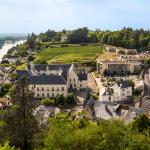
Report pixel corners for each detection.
[30,27,150,51]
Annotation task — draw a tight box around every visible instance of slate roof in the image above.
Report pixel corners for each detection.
[102,88,113,96]
[77,72,87,81]
[33,64,72,71]
[17,70,67,85]
[30,75,67,85]
[94,101,144,122]
[141,97,150,111]
[115,80,131,88]
[16,70,32,77]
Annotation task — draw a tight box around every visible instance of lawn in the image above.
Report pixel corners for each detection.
[35,45,103,64]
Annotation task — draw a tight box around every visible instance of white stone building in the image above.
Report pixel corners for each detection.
[97,59,142,75]
[17,63,88,98]
[100,80,132,102]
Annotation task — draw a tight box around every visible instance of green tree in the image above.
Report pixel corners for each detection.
[4,77,38,149]
[66,93,76,105]
[42,98,55,106]
[132,114,150,132]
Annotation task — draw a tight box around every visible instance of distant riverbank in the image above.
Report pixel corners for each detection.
[0,40,26,61]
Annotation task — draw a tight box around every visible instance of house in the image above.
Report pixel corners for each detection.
[105,46,117,52]
[84,100,144,123]
[99,80,133,103]
[34,105,60,125]
[0,98,11,109]
[135,80,144,92]
[100,87,113,102]
[113,80,132,102]
[116,48,137,55]
[16,63,88,98]
[97,59,141,75]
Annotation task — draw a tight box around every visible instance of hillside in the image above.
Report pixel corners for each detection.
[34,45,103,64]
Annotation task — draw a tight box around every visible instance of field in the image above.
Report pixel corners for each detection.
[35,45,103,64]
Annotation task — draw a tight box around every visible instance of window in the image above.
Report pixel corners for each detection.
[52,87,54,91]
[122,88,125,92]
[74,79,75,82]
[42,87,44,91]
[62,87,64,91]
[74,84,76,87]
[47,93,49,97]
[37,87,39,91]
[122,93,125,96]
[47,87,49,91]
[42,93,44,97]
[57,88,59,91]
[70,79,71,82]
[52,93,54,97]
[80,84,82,87]
[37,93,40,97]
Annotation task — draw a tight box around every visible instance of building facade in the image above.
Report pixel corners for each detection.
[97,59,141,75]
[99,80,132,102]
[17,63,88,98]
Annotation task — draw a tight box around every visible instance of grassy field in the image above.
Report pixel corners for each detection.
[35,45,103,64]
[97,52,117,60]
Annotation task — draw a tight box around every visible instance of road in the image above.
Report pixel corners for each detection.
[141,67,150,110]
[143,68,150,96]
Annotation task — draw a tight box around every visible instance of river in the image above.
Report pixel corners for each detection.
[0,40,26,61]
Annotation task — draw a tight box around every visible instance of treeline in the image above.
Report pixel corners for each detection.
[6,27,150,58]
[30,27,150,51]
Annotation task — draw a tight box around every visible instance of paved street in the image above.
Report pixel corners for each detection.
[88,73,98,93]
[141,68,150,110]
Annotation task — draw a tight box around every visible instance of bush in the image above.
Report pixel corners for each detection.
[66,93,76,105]
[56,95,65,106]
[42,98,55,106]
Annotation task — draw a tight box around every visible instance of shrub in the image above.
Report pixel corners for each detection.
[66,93,76,105]
[56,95,65,106]
[42,98,55,106]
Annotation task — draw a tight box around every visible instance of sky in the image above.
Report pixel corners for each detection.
[0,0,150,33]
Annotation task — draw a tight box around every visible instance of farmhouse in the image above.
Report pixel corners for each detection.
[17,63,88,98]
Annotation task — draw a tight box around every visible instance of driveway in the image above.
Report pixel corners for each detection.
[88,73,98,93]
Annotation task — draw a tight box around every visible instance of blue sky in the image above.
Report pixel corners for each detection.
[0,0,149,33]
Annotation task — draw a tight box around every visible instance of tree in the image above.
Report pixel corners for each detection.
[55,94,65,106]
[42,98,55,106]
[132,114,150,132]
[4,77,38,149]
[34,57,47,64]
[66,93,76,105]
